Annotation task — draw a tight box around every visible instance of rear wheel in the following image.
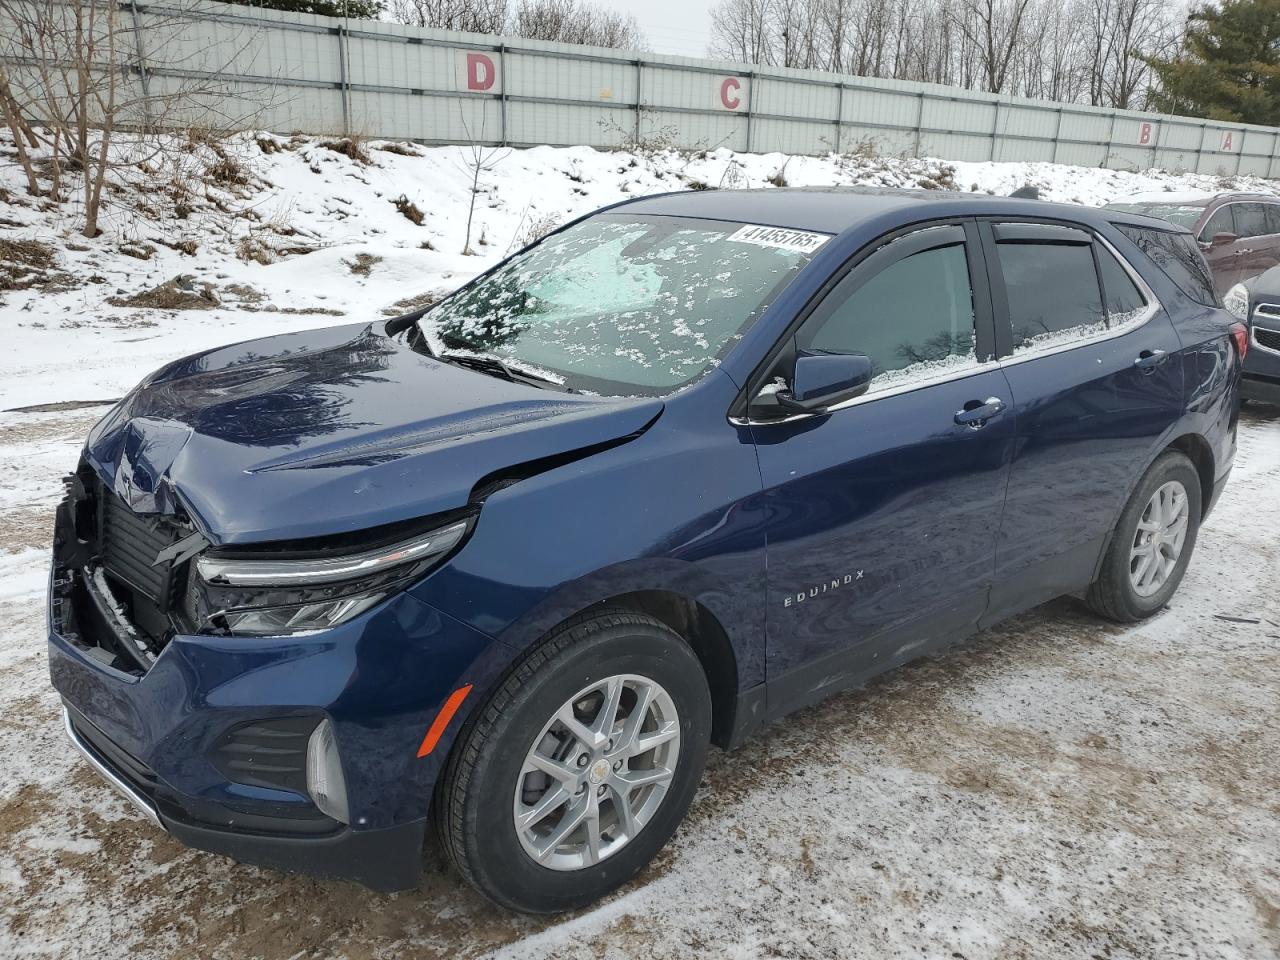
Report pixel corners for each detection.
[436,610,711,913]
[1085,450,1202,622]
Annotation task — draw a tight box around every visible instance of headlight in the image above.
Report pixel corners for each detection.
[187,518,469,637]
[1224,283,1249,321]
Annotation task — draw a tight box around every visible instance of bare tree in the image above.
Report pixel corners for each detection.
[0,0,265,237]
[387,0,510,32]
[513,0,644,48]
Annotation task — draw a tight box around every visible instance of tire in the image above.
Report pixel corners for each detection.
[1085,450,1202,623]
[435,610,712,913]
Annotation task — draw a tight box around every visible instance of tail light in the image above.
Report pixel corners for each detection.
[1229,322,1249,362]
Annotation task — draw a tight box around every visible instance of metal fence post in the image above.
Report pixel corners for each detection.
[989,100,1000,161]
[833,82,843,154]
[914,91,924,158]
[744,71,754,154]
[1196,123,1207,175]
[1269,131,1279,180]
[634,58,642,144]
[1050,107,1062,164]
[335,23,350,137]
[127,0,152,131]
[1105,111,1117,169]
[498,44,507,146]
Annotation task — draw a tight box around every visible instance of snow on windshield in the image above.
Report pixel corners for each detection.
[421,216,824,395]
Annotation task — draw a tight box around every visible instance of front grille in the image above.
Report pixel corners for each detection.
[1256,326,1280,352]
[100,493,182,603]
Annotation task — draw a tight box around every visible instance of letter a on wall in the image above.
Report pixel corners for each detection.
[1221,130,1236,152]
[458,51,500,93]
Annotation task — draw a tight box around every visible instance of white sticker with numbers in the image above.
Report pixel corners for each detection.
[726,224,829,254]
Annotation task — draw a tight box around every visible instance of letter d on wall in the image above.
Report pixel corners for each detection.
[460,51,498,92]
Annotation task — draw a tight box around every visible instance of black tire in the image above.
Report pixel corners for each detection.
[435,610,712,913]
[1085,450,1202,623]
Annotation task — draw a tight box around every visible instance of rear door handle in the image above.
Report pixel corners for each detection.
[954,396,1006,428]
[1133,349,1167,371]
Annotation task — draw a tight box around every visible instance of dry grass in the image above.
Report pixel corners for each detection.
[320,137,372,165]
[0,238,57,291]
[107,275,220,310]
[343,252,382,277]
[392,194,425,225]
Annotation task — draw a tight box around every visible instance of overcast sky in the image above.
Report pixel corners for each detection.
[614,0,716,59]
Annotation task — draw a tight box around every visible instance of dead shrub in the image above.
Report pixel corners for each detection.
[517,212,561,248]
[393,195,425,225]
[119,241,155,260]
[343,253,382,277]
[378,142,421,157]
[108,275,219,310]
[380,290,440,316]
[320,137,372,165]
[206,156,248,187]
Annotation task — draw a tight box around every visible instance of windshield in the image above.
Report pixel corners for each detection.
[1103,202,1205,230]
[419,214,827,396]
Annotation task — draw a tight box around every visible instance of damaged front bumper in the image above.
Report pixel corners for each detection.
[48,561,502,892]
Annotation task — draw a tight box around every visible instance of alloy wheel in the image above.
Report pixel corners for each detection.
[513,674,681,871]
[1129,479,1190,597]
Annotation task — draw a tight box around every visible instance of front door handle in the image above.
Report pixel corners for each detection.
[1133,349,1167,371]
[954,396,1006,428]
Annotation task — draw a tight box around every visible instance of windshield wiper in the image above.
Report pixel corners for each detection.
[438,352,576,393]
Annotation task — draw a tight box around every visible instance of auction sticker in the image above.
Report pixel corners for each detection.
[726,224,829,253]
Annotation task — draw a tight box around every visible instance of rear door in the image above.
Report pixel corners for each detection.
[1229,202,1279,283]
[980,220,1185,622]
[1198,204,1244,294]
[752,221,1015,706]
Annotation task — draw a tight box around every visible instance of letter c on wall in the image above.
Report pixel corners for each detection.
[720,77,741,110]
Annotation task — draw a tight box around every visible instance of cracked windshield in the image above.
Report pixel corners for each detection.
[420,215,828,395]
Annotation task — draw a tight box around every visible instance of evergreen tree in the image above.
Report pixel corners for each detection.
[1144,0,1280,124]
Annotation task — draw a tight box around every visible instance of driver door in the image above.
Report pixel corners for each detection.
[750,221,1015,712]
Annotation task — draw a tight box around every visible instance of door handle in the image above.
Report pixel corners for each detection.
[1133,349,1167,371]
[954,396,1006,428]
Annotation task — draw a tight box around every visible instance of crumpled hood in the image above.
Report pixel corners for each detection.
[84,323,663,544]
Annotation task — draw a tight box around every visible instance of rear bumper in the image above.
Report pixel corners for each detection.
[1241,373,1280,405]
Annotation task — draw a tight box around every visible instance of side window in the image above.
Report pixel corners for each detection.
[1096,246,1148,328]
[1266,204,1280,235]
[1114,224,1218,306]
[1200,206,1235,240]
[799,241,977,390]
[997,241,1106,353]
[1233,202,1268,239]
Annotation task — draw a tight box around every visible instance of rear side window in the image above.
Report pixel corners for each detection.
[997,242,1106,353]
[800,241,977,390]
[1114,224,1218,306]
[1266,204,1280,235]
[1234,202,1269,238]
[1096,246,1148,326]
[1200,206,1234,240]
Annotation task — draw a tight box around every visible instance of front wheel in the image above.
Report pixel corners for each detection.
[435,610,712,913]
[1085,450,1202,622]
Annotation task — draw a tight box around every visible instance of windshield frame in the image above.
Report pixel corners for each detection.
[413,212,830,398]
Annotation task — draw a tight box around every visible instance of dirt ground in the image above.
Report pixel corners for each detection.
[0,407,1277,960]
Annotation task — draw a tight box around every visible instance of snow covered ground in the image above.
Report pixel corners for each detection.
[1,130,1279,958]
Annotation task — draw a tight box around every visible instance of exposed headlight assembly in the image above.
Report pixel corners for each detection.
[1224,282,1250,322]
[188,519,469,637]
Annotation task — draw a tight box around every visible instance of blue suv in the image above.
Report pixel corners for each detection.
[48,188,1243,912]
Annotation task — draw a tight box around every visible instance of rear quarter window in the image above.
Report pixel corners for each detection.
[1113,224,1218,307]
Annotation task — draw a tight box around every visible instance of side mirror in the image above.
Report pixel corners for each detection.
[1210,231,1239,247]
[775,350,874,414]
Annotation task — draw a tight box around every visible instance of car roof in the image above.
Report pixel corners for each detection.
[614,186,1183,236]
[1106,190,1279,209]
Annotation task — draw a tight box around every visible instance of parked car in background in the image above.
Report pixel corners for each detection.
[1103,191,1280,296]
[1221,265,1280,405]
[49,189,1246,913]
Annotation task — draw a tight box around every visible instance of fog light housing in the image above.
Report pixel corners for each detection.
[306,719,350,824]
